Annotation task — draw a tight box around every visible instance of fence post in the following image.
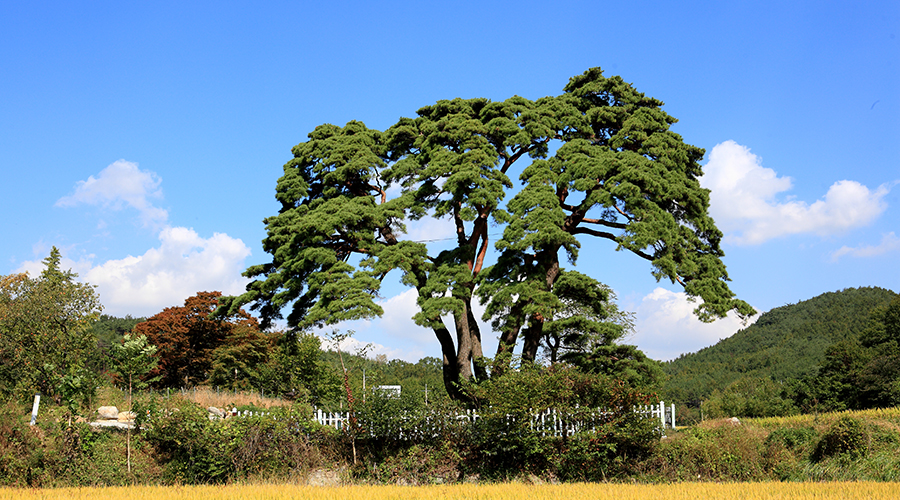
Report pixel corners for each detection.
[30,394,40,426]
[659,401,665,429]
[670,403,676,430]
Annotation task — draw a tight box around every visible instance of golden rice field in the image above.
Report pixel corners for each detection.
[747,406,900,428]
[3,482,899,500]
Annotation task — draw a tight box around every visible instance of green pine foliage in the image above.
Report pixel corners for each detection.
[219,67,753,400]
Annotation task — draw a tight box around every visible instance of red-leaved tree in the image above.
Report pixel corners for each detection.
[134,291,259,388]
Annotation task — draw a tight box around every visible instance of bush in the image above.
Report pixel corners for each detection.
[465,364,658,479]
[0,403,43,486]
[640,420,775,481]
[355,389,429,442]
[139,396,231,483]
[765,426,818,455]
[0,401,162,487]
[138,395,322,483]
[813,416,868,460]
[350,391,469,482]
[230,412,323,480]
[364,442,462,484]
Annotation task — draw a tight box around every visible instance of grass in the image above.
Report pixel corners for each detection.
[93,385,293,415]
[3,482,900,500]
[15,390,900,488]
[747,407,900,429]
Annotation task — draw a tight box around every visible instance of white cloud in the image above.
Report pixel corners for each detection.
[701,141,891,245]
[630,287,757,361]
[38,160,256,317]
[15,227,253,318]
[404,216,457,244]
[322,286,498,363]
[831,232,900,261]
[56,159,168,228]
[378,288,430,340]
[84,226,251,317]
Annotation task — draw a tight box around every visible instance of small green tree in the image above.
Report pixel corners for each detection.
[110,333,159,395]
[110,332,159,473]
[263,331,341,405]
[0,247,103,408]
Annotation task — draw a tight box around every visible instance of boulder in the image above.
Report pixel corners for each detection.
[117,411,136,422]
[98,406,119,420]
[208,407,225,419]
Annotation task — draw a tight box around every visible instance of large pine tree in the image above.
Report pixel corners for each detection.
[219,68,752,400]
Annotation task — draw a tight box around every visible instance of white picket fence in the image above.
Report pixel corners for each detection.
[311,401,676,438]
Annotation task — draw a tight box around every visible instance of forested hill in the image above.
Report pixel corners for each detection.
[661,287,897,405]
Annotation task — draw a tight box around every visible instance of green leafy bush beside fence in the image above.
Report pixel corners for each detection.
[138,396,324,483]
[464,364,658,480]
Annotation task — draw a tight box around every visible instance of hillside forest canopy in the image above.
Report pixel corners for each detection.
[216,66,754,400]
[662,287,900,419]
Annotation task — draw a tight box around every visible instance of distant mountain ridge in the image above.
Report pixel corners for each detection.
[660,287,898,405]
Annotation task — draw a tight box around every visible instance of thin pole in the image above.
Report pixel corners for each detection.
[30,394,40,426]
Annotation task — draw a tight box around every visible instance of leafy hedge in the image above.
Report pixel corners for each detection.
[137,396,326,483]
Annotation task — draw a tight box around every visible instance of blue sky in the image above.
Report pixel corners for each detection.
[3,1,898,362]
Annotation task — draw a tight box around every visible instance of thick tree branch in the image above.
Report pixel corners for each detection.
[468,207,490,275]
[615,204,637,221]
[453,203,467,247]
[578,217,629,230]
[571,226,619,241]
[367,183,387,205]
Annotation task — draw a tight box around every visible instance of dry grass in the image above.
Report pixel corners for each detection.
[93,385,293,413]
[176,386,293,410]
[3,482,900,500]
[747,407,900,429]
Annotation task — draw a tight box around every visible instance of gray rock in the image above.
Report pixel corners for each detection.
[307,469,342,486]
[98,406,119,420]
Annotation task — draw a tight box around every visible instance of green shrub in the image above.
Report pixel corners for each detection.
[364,441,462,484]
[139,396,231,483]
[228,409,323,480]
[465,364,658,479]
[351,393,469,483]
[765,426,818,454]
[0,401,163,487]
[138,395,322,483]
[640,421,774,481]
[0,403,43,486]
[813,416,868,460]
